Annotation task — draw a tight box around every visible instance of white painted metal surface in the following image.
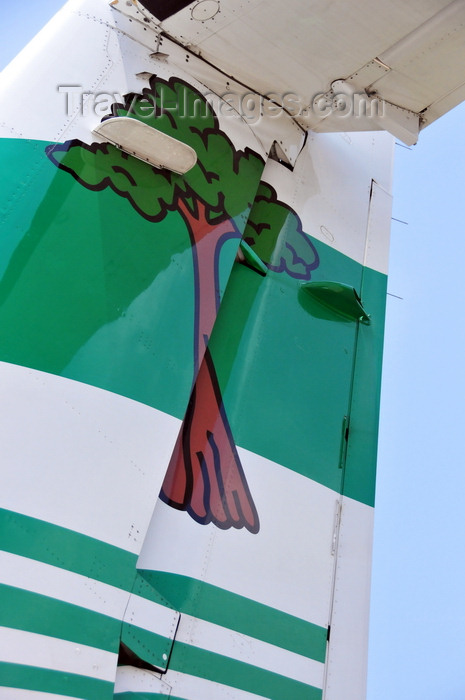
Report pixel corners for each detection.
[0,627,117,681]
[93,116,198,173]
[156,0,465,136]
[114,667,171,695]
[0,362,180,552]
[0,551,130,619]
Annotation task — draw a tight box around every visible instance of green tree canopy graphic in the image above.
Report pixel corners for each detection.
[49,77,263,225]
[243,182,319,279]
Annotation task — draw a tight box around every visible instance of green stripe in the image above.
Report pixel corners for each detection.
[0,508,136,590]
[0,584,120,652]
[131,571,176,609]
[121,623,172,669]
[0,662,113,700]
[141,571,327,663]
[170,642,322,700]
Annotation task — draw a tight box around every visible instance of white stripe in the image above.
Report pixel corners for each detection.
[167,670,270,700]
[0,550,129,620]
[0,362,180,554]
[324,496,374,700]
[0,690,83,700]
[114,666,170,695]
[0,627,117,682]
[124,591,179,640]
[175,613,325,689]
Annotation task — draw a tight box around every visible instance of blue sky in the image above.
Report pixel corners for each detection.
[368,102,465,699]
[1,3,465,698]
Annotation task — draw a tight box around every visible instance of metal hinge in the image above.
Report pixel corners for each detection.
[331,500,342,556]
[338,415,350,469]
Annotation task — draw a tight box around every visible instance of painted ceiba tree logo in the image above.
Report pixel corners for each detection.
[47,76,318,534]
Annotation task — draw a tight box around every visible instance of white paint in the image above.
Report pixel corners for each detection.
[363,180,393,274]
[0,626,117,682]
[324,496,375,700]
[191,0,220,21]
[161,0,465,132]
[0,691,83,700]
[167,669,270,700]
[175,613,325,689]
[0,550,129,619]
[249,131,393,275]
[298,131,393,274]
[123,589,179,641]
[155,33,305,164]
[0,0,268,159]
[0,361,180,553]
[0,0,116,142]
[114,666,170,694]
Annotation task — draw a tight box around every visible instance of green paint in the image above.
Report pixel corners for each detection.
[130,571,177,609]
[209,261,358,495]
[121,625,173,670]
[0,508,137,590]
[0,584,120,652]
[342,266,387,504]
[0,137,195,419]
[140,570,327,663]
[0,138,57,280]
[206,231,386,506]
[0,112,263,422]
[243,181,319,279]
[169,642,322,700]
[301,281,371,324]
[0,662,113,699]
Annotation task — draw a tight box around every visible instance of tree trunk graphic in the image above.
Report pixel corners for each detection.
[160,197,260,533]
